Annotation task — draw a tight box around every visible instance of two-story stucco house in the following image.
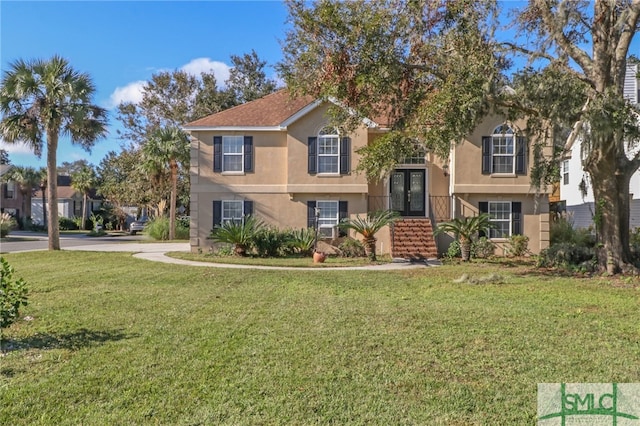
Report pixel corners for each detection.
[184,89,550,257]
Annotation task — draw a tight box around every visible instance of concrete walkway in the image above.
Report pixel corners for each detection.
[4,232,439,271]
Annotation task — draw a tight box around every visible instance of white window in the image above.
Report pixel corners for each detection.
[223,136,244,172]
[491,125,515,174]
[317,200,339,237]
[563,160,569,185]
[488,201,511,239]
[317,127,339,174]
[222,200,244,223]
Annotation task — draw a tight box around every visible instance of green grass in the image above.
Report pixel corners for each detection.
[1,252,639,425]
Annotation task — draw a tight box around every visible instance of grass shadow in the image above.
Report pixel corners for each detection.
[1,328,137,355]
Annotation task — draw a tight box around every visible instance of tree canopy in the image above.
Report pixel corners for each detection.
[280,0,640,273]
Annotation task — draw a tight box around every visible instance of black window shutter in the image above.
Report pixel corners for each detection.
[213,136,222,172]
[307,201,317,228]
[213,200,222,227]
[308,137,317,174]
[512,202,522,235]
[338,201,348,236]
[478,202,488,238]
[243,200,254,217]
[244,136,253,172]
[515,137,526,175]
[482,137,491,174]
[340,137,350,174]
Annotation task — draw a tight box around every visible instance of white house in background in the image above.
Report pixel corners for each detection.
[561,63,640,229]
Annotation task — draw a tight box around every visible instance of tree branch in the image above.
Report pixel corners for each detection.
[615,0,640,65]
[534,0,594,78]
[499,42,555,63]
[563,98,590,154]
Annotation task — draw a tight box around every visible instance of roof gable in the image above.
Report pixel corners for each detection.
[184,89,317,129]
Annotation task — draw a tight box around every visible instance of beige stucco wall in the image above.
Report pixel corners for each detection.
[188,102,380,253]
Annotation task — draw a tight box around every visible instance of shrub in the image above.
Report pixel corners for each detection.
[472,237,496,259]
[550,213,595,247]
[58,216,78,231]
[0,213,16,238]
[338,238,366,258]
[506,234,529,257]
[0,257,28,351]
[146,217,190,240]
[446,240,462,259]
[253,227,289,257]
[537,243,596,271]
[210,216,265,256]
[285,228,316,256]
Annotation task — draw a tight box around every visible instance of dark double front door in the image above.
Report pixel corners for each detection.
[390,169,426,217]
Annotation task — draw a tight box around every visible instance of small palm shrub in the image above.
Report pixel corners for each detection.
[435,214,493,261]
[0,213,16,238]
[338,238,366,258]
[210,216,265,256]
[1,257,28,352]
[339,210,399,261]
[284,228,316,256]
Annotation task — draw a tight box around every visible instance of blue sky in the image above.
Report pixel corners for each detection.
[1,1,638,170]
[0,0,290,168]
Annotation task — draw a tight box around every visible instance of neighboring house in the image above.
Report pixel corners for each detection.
[0,164,26,222]
[184,89,550,258]
[31,175,103,225]
[561,63,640,229]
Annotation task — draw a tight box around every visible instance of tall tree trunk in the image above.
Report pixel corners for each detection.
[587,156,634,274]
[169,160,177,240]
[47,129,60,250]
[82,193,88,230]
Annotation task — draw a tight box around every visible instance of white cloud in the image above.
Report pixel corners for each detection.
[107,80,146,108]
[105,58,231,109]
[180,58,230,86]
[0,139,33,155]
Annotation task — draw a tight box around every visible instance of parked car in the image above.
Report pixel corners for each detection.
[129,217,148,235]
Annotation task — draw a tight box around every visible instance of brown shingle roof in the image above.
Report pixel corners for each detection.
[185,89,316,128]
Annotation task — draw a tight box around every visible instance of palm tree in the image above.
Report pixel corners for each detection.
[2,166,39,227]
[0,56,108,250]
[434,213,494,261]
[71,165,97,230]
[338,210,399,261]
[37,167,47,228]
[141,127,189,240]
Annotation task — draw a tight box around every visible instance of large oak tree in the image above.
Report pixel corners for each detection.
[280,0,640,273]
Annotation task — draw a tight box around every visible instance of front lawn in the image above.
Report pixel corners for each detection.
[167,251,392,267]
[1,252,639,425]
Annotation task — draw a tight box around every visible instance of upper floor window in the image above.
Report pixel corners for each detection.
[213,136,253,173]
[400,144,427,165]
[317,127,340,174]
[481,124,526,176]
[223,136,244,172]
[308,129,350,175]
[3,182,15,199]
[562,160,569,185]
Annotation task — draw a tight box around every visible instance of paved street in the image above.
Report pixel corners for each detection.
[0,231,189,254]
